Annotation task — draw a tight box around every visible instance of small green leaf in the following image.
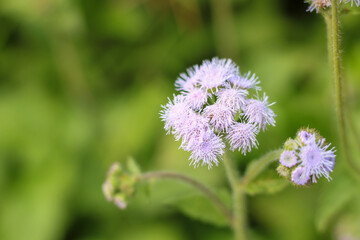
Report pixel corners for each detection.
[245,178,288,196]
[164,190,231,227]
[127,156,141,176]
[244,149,282,185]
[315,174,357,232]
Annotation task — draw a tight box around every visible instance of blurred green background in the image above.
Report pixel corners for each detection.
[1,0,360,239]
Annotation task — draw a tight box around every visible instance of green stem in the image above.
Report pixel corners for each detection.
[223,152,247,240]
[330,0,360,175]
[140,171,233,224]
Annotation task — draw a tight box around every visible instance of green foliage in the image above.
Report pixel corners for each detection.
[0,0,360,239]
[315,174,358,232]
[127,156,141,176]
[165,191,231,227]
[245,178,288,196]
[243,149,282,185]
[245,168,288,196]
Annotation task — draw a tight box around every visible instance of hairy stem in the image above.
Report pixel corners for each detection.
[223,152,247,240]
[140,171,233,224]
[330,0,360,175]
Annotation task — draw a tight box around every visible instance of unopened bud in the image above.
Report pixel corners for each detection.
[113,193,127,210]
[284,138,298,151]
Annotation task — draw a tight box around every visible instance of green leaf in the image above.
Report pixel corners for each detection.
[245,178,288,196]
[315,174,357,232]
[164,190,231,227]
[127,156,141,176]
[243,149,282,185]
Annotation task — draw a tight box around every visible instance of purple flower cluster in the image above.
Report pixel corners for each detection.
[306,0,359,13]
[160,57,276,168]
[277,128,336,186]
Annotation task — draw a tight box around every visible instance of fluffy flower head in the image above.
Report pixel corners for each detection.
[298,130,316,145]
[199,58,238,90]
[306,0,360,14]
[306,0,331,13]
[204,103,235,132]
[160,95,191,134]
[243,93,276,131]
[340,0,360,6]
[175,65,202,92]
[277,128,336,186]
[185,88,209,110]
[228,71,261,91]
[280,151,298,168]
[189,133,225,169]
[161,57,276,168]
[291,167,311,186]
[216,86,248,111]
[226,123,259,154]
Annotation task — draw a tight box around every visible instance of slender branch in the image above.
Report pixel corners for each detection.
[223,152,248,240]
[330,0,360,175]
[241,149,283,187]
[140,171,233,224]
[233,186,247,240]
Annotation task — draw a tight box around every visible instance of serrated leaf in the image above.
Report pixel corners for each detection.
[245,178,288,196]
[164,191,231,227]
[316,175,357,232]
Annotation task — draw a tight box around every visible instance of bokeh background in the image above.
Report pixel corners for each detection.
[1,0,360,239]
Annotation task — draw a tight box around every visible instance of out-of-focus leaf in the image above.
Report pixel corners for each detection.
[164,191,231,227]
[245,178,288,196]
[127,156,141,176]
[316,175,357,232]
[335,211,360,240]
[243,149,282,185]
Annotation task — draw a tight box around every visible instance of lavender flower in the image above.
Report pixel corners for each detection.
[277,128,336,186]
[175,65,202,92]
[160,95,191,134]
[228,71,261,91]
[189,132,225,168]
[291,167,311,186]
[306,0,359,14]
[161,57,276,168]
[204,103,235,132]
[298,130,316,145]
[243,93,276,131]
[185,88,209,110]
[179,112,211,149]
[226,123,259,154]
[340,0,360,6]
[324,154,336,172]
[306,0,331,13]
[216,86,248,111]
[198,58,238,91]
[299,139,335,182]
[279,151,298,168]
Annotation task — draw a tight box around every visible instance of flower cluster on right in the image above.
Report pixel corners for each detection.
[277,128,336,186]
[306,0,360,13]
